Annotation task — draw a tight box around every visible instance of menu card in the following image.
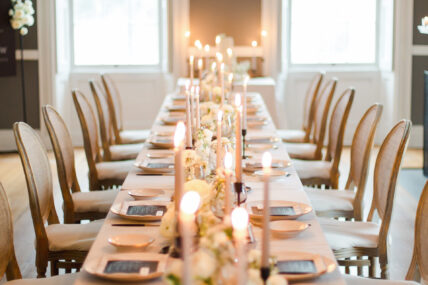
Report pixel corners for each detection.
[277,260,317,274]
[127,205,167,216]
[104,260,158,275]
[252,206,296,216]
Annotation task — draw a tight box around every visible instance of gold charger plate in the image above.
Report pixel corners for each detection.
[147,139,174,149]
[84,252,167,282]
[270,220,309,239]
[276,252,337,281]
[134,161,174,174]
[111,200,169,222]
[161,116,183,126]
[108,234,154,249]
[246,200,312,221]
[128,188,166,200]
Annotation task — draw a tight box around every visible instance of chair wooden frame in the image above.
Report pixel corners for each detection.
[300,88,354,188]
[301,72,324,142]
[333,120,412,279]
[72,90,124,190]
[314,104,383,221]
[13,122,87,277]
[42,105,107,223]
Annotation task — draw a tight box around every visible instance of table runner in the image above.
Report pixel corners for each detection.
[73,92,345,285]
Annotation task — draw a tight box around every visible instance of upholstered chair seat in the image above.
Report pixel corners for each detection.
[109,142,144,161]
[45,219,103,251]
[95,160,134,180]
[119,129,150,144]
[277,129,306,143]
[285,143,318,160]
[293,159,331,180]
[319,217,380,250]
[304,187,355,212]
[6,274,79,285]
[343,275,420,285]
[72,189,118,214]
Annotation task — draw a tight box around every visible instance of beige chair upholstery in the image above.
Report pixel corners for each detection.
[90,80,142,161]
[43,105,118,223]
[290,88,355,188]
[285,143,317,160]
[303,104,383,221]
[344,275,419,285]
[0,183,79,284]
[72,90,134,189]
[317,120,411,278]
[101,74,150,144]
[278,72,324,143]
[286,78,337,160]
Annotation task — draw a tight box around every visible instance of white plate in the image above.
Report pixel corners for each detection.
[146,150,174,158]
[161,117,184,125]
[148,139,174,149]
[270,220,309,239]
[253,169,290,179]
[247,143,278,152]
[134,161,174,174]
[128,189,166,200]
[244,160,292,173]
[246,200,312,221]
[84,252,167,282]
[108,234,154,249]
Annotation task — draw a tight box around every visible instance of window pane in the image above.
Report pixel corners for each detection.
[290,0,377,65]
[73,0,160,66]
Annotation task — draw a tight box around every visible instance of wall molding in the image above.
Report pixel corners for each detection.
[15,49,39,60]
[412,45,428,56]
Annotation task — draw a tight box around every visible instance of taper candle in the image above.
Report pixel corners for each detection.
[235,95,242,182]
[185,86,193,148]
[216,110,223,169]
[198,58,203,82]
[231,207,249,285]
[174,122,186,212]
[243,75,249,130]
[220,63,225,106]
[204,44,210,71]
[224,152,233,217]
[195,86,201,129]
[189,55,195,87]
[261,152,272,269]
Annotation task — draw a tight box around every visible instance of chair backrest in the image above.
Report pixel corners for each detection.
[302,72,324,140]
[0,183,22,281]
[72,90,102,188]
[369,120,411,253]
[406,180,428,282]
[312,78,337,159]
[324,88,354,186]
[101,74,123,144]
[347,104,383,220]
[89,79,113,160]
[42,105,80,223]
[13,122,59,254]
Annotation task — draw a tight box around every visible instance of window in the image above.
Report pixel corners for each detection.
[289,0,377,65]
[72,0,161,66]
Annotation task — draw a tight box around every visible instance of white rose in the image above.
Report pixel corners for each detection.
[20,27,28,36]
[212,231,229,248]
[27,15,34,26]
[192,249,217,279]
[8,9,14,16]
[159,205,176,239]
[14,9,24,18]
[10,19,21,29]
[184,179,212,203]
[268,275,288,285]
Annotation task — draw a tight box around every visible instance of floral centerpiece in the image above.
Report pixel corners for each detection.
[9,0,35,36]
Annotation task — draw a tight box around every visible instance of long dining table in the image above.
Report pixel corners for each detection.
[73,91,345,285]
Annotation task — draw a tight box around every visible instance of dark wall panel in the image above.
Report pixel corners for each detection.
[0,61,39,128]
[411,56,428,125]
[413,0,428,45]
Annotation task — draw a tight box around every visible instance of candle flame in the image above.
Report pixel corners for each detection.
[220,63,225,71]
[217,110,223,122]
[226,48,233,57]
[224,152,232,170]
[174,121,186,147]
[261,30,267,37]
[216,52,223,62]
[231,207,249,231]
[244,74,250,85]
[228,73,233,82]
[211,62,217,71]
[235,93,242,107]
[184,31,190,38]
[251,40,258,48]
[189,55,194,64]
[195,40,202,49]
[215,35,221,45]
[204,44,210,52]
[185,80,190,91]
[180,191,201,214]
[262,152,272,169]
[198,58,203,70]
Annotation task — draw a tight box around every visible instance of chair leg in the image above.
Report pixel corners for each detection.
[357,256,363,276]
[345,258,350,274]
[380,255,389,279]
[50,260,59,276]
[369,256,377,278]
[65,260,72,273]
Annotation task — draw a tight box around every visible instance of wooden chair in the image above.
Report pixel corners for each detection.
[285,78,337,160]
[13,122,103,277]
[278,72,324,143]
[101,74,150,144]
[89,80,143,161]
[319,120,412,279]
[42,105,118,224]
[72,89,134,190]
[345,180,428,284]
[304,104,383,221]
[0,182,78,284]
[293,88,355,189]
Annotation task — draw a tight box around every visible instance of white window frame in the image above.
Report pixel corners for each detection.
[69,0,167,72]
[286,0,381,71]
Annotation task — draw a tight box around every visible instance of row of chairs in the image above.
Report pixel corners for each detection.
[281,73,421,281]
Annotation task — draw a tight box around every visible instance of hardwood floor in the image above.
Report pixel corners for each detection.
[0,147,424,282]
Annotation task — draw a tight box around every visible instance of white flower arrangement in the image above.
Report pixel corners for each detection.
[9,0,35,36]
[183,150,208,181]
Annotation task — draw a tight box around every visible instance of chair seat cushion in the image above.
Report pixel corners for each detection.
[6,273,79,285]
[343,274,420,285]
[45,219,104,251]
[285,143,317,160]
[293,159,331,180]
[95,160,134,180]
[318,217,379,251]
[120,129,150,144]
[277,129,306,143]
[72,189,119,213]
[304,187,355,212]
[109,143,144,161]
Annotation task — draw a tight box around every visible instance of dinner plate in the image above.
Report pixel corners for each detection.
[161,117,184,126]
[247,120,268,128]
[245,136,279,144]
[134,161,174,174]
[270,220,309,239]
[128,189,166,200]
[246,200,312,221]
[244,160,292,173]
[84,252,167,282]
[146,150,174,159]
[108,234,154,249]
[147,139,174,149]
[247,143,278,152]
[111,200,169,221]
[276,252,337,281]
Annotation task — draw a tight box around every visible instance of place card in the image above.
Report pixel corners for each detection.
[126,205,167,216]
[104,260,158,275]
[146,163,174,169]
[252,206,296,216]
[277,260,317,274]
